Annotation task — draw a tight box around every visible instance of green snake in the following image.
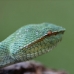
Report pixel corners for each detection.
[0,23,65,68]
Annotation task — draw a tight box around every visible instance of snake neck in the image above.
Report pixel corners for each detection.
[0,42,13,68]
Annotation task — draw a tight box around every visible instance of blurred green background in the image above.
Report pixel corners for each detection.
[0,1,73,74]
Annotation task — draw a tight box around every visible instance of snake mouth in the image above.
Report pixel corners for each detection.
[25,30,65,60]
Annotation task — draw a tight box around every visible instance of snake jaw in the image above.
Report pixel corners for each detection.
[24,30,65,60]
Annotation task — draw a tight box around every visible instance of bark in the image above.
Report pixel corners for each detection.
[0,61,68,74]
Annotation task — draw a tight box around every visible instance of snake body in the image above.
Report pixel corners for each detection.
[0,23,65,68]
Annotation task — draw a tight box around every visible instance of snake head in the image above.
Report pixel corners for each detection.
[2,23,65,61]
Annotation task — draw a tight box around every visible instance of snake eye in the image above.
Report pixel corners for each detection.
[47,31,59,36]
[47,31,52,36]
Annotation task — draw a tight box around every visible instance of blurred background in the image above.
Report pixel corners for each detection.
[0,1,73,74]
